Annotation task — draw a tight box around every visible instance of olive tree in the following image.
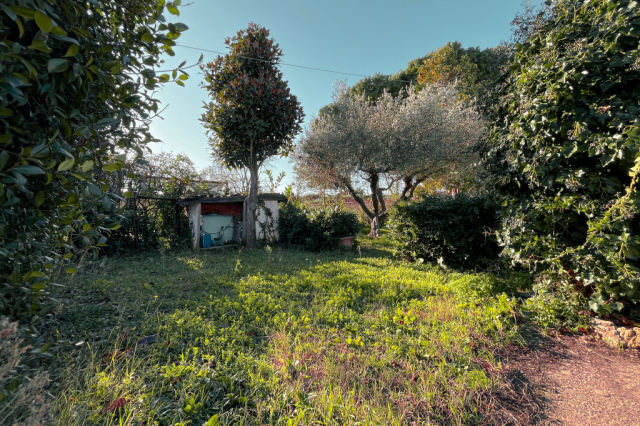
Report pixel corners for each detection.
[201,23,304,249]
[296,83,483,236]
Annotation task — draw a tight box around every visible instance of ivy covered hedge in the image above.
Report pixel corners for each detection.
[388,195,500,268]
[486,0,640,318]
[0,0,193,322]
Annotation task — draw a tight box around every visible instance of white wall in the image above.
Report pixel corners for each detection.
[256,200,280,242]
[187,203,201,249]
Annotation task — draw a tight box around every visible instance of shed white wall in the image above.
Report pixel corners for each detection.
[187,203,201,249]
[256,200,280,241]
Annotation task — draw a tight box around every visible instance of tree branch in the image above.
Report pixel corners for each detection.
[376,187,387,214]
[342,178,374,218]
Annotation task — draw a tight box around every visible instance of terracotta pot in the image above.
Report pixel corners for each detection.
[339,236,354,247]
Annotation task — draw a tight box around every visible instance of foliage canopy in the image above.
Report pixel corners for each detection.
[201,23,304,248]
[486,0,640,318]
[296,83,483,236]
[0,0,193,321]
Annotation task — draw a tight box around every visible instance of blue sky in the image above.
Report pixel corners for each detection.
[150,0,535,188]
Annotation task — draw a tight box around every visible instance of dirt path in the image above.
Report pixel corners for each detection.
[503,326,640,426]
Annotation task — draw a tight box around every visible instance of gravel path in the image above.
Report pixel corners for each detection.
[502,327,640,426]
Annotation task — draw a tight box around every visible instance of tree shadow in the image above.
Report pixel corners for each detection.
[489,325,570,425]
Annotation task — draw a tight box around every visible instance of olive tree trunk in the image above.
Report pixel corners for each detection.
[368,173,381,237]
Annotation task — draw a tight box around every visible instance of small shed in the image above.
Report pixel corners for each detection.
[179,193,287,249]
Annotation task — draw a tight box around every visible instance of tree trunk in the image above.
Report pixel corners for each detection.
[369,173,381,238]
[342,178,376,223]
[245,143,259,249]
[399,176,414,200]
[399,175,429,200]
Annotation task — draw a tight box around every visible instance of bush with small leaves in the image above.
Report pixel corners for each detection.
[388,194,500,268]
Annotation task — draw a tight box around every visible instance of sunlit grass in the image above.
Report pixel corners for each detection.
[48,238,528,425]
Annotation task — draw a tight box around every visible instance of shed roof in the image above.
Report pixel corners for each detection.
[179,193,287,206]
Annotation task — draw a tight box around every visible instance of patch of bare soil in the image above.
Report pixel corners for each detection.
[498,326,640,426]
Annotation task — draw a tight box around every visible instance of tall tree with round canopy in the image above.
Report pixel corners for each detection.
[201,23,304,248]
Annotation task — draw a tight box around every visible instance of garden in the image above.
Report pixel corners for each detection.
[1,0,640,425]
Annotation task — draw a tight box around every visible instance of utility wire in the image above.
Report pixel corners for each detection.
[173,43,416,83]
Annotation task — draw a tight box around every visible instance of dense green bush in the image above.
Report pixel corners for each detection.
[278,203,359,251]
[485,0,640,319]
[388,194,500,268]
[0,0,192,322]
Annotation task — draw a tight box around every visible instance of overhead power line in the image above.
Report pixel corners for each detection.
[173,43,416,83]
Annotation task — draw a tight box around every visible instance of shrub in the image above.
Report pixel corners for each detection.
[485,0,640,319]
[0,0,192,322]
[278,203,359,251]
[522,276,590,329]
[388,194,500,268]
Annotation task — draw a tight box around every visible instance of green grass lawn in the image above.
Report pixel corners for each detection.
[47,236,530,425]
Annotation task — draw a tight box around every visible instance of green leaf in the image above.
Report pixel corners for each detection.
[102,163,122,172]
[82,223,91,232]
[71,173,88,181]
[40,343,51,353]
[167,5,180,15]
[65,267,77,274]
[34,11,54,34]
[124,191,134,198]
[28,40,52,53]
[15,17,24,38]
[35,191,45,207]
[57,158,75,171]
[102,195,112,209]
[9,5,35,19]
[0,132,12,145]
[96,117,118,127]
[81,160,94,172]
[600,82,614,92]
[0,151,8,171]
[12,165,44,175]
[0,108,13,117]
[0,4,18,21]
[87,183,102,196]
[174,23,189,32]
[50,26,67,37]
[64,44,80,57]
[48,58,69,73]
[141,31,154,43]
